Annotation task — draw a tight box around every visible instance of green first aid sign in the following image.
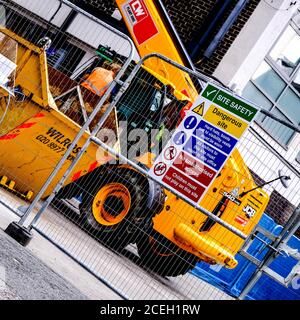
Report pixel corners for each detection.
[202,84,258,122]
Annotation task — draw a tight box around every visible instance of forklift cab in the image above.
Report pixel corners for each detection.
[115,67,189,152]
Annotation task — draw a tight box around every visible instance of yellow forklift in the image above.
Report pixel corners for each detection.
[0,1,270,277]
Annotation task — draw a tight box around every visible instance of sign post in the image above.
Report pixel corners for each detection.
[149,83,259,204]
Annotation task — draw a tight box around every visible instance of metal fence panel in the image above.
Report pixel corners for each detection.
[0,0,299,300]
[32,53,300,299]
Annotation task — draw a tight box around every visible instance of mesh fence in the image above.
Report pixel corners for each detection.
[0,0,299,301]
[31,53,300,299]
[33,62,232,299]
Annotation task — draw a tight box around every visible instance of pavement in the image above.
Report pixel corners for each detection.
[0,228,88,300]
[0,190,123,300]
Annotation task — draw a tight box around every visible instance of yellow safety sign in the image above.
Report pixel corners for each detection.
[192,102,205,116]
[203,105,248,139]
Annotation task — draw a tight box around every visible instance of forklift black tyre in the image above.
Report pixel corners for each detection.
[137,230,199,277]
[79,168,147,250]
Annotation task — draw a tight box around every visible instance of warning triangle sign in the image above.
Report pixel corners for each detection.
[192,102,205,116]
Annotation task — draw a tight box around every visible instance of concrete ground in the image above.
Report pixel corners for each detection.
[0,229,88,300]
[0,191,123,300]
[0,188,233,300]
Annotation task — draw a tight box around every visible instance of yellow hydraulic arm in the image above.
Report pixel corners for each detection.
[115,0,198,100]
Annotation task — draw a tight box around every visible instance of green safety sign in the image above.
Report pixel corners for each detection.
[202,84,258,122]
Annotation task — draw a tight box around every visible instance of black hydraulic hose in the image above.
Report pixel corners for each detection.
[71,55,98,81]
[49,0,63,24]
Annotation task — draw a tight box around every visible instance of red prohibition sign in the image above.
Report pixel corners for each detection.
[164,146,177,161]
[153,162,167,176]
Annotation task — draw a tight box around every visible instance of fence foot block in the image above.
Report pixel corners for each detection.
[4,222,32,246]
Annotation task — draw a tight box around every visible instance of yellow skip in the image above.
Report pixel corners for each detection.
[0,175,34,200]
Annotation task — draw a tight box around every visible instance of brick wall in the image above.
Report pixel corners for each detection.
[162,0,261,74]
[162,0,218,49]
[75,0,116,15]
[251,170,297,233]
[265,190,295,226]
[69,0,261,75]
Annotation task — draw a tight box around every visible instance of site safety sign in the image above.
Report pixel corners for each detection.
[149,82,259,204]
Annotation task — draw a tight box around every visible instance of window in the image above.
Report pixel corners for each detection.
[269,26,300,80]
[242,21,300,148]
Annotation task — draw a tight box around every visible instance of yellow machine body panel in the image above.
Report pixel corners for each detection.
[152,150,269,267]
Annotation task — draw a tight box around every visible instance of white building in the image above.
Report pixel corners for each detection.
[214,0,300,210]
